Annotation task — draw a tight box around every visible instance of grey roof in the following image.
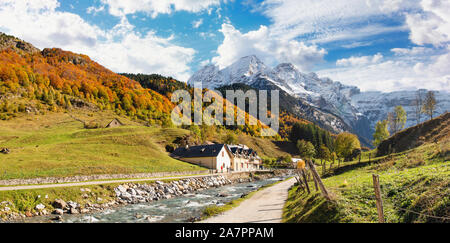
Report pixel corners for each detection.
[107,118,123,126]
[173,144,228,158]
[229,146,258,157]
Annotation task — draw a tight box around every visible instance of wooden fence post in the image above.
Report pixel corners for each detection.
[307,160,330,200]
[310,169,319,191]
[322,160,326,176]
[296,174,306,193]
[372,174,385,223]
[295,175,305,193]
[300,169,310,194]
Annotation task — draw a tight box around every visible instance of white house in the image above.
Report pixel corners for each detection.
[172,144,263,172]
[172,144,233,173]
[228,144,263,171]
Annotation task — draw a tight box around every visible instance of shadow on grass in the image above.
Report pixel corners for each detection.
[283,186,343,223]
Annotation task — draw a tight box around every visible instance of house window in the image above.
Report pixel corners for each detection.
[222,151,224,157]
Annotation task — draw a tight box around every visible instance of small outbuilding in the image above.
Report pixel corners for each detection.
[106,118,123,128]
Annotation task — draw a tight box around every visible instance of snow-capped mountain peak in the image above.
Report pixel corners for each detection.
[188,55,450,146]
[188,55,269,88]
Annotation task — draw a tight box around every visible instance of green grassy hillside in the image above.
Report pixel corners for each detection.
[283,139,449,223]
[0,110,204,180]
[0,109,295,180]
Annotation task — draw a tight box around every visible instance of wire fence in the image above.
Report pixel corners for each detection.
[292,171,450,222]
[389,204,450,221]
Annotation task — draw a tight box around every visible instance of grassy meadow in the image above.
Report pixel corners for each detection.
[0,110,204,180]
[0,109,293,180]
[283,140,450,223]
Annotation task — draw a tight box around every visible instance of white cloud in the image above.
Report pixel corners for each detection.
[0,0,196,81]
[316,0,450,92]
[211,23,326,71]
[199,59,212,66]
[391,47,434,56]
[318,47,450,92]
[244,0,449,92]
[199,32,216,39]
[406,0,450,47]
[258,0,420,43]
[192,18,203,29]
[100,0,220,18]
[87,5,105,15]
[378,0,406,12]
[336,53,383,67]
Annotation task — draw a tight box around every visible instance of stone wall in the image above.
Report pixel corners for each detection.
[0,170,210,186]
[0,170,289,186]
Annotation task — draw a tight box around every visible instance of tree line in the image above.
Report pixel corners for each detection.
[373,90,438,147]
[290,122,361,163]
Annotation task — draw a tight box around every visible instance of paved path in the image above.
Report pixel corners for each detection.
[201,177,296,223]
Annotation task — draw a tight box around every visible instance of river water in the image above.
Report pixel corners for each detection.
[23,176,287,223]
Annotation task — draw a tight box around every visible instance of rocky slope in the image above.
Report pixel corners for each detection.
[189,55,450,146]
[351,90,450,131]
[0,32,40,55]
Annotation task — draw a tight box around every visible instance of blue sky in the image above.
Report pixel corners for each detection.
[0,0,449,92]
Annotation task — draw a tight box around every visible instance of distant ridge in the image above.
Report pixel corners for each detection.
[189,55,450,147]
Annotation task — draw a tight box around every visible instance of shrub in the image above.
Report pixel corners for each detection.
[84,121,100,129]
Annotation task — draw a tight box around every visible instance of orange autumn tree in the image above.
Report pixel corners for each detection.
[0,45,173,124]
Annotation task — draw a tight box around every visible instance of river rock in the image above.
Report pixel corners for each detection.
[52,199,67,209]
[52,215,63,221]
[53,209,64,215]
[117,185,127,193]
[70,208,79,214]
[35,203,45,211]
[67,201,79,209]
[217,192,230,197]
[128,188,137,196]
[80,209,90,214]
[187,216,201,223]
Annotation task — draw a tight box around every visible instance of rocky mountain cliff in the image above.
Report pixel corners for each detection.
[188,55,450,146]
[0,32,40,55]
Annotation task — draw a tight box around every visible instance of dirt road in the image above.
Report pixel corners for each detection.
[201,177,296,223]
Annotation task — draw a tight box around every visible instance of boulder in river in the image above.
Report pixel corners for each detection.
[217,192,230,197]
[53,209,64,215]
[69,208,79,214]
[52,199,67,209]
